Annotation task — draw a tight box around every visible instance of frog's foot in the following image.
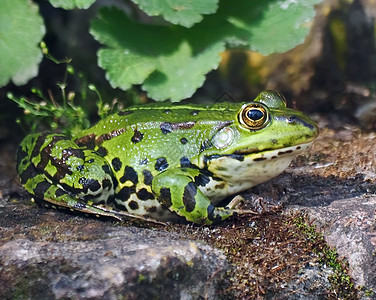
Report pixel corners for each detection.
[225,195,258,215]
[226,195,245,209]
[152,168,248,225]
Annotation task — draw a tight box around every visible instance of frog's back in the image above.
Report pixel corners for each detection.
[82,102,240,132]
[75,103,239,172]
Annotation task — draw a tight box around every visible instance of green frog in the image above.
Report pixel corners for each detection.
[16,91,318,225]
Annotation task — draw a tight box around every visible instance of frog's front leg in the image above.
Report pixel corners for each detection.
[152,168,239,225]
[16,133,120,219]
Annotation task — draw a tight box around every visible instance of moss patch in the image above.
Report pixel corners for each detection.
[169,210,358,299]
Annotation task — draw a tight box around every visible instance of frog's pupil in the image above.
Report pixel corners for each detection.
[247,109,264,121]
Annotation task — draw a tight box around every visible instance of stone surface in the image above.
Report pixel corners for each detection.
[290,196,376,291]
[271,262,335,300]
[288,127,376,295]
[0,226,228,300]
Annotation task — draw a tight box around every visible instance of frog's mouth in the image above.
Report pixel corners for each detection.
[202,142,313,165]
[234,142,312,158]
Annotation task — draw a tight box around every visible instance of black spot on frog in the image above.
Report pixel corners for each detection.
[111,157,122,172]
[131,130,143,143]
[155,157,168,172]
[120,166,138,184]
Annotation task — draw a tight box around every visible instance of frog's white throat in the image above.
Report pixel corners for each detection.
[203,142,312,201]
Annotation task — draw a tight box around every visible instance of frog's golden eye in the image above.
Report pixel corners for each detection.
[239,103,269,130]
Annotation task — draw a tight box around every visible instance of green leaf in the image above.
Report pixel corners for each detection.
[130,0,219,28]
[91,7,224,101]
[49,0,96,9]
[0,0,45,87]
[143,41,224,101]
[90,0,322,101]
[220,0,323,54]
[98,49,156,90]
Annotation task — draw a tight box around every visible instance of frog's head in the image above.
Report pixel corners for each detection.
[198,90,319,188]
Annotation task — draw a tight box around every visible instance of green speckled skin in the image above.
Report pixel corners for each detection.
[16,91,319,224]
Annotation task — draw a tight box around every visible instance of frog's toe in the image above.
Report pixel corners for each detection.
[226,195,246,209]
